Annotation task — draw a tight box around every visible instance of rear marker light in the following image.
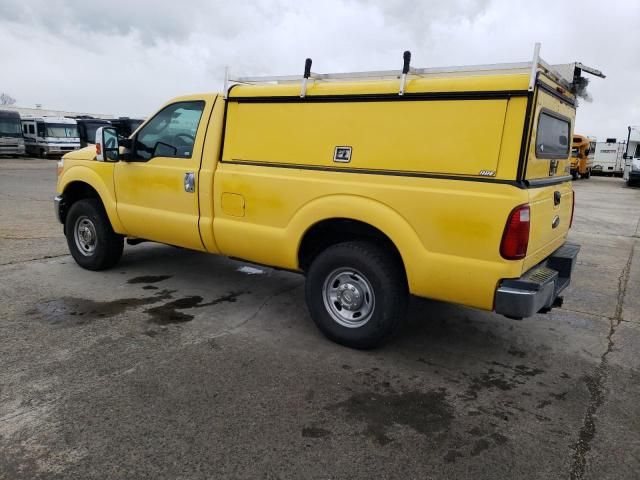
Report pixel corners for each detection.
[500,204,530,260]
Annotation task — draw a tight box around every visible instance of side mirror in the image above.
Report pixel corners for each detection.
[96,127,119,162]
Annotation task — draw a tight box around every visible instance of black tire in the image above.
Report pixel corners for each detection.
[571,171,579,180]
[304,241,408,349]
[65,199,124,271]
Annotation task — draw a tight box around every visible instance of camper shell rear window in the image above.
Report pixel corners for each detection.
[535,110,571,159]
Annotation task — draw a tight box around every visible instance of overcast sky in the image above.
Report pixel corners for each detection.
[0,0,638,140]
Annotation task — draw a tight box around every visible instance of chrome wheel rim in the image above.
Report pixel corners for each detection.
[74,216,97,256]
[322,268,375,328]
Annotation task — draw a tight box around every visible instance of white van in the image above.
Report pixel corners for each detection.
[21,116,80,157]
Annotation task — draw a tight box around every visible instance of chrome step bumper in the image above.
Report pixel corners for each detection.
[495,242,580,319]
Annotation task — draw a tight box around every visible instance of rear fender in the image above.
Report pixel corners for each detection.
[288,194,425,287]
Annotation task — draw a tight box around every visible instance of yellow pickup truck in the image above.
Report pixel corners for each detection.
[54,45,604,348]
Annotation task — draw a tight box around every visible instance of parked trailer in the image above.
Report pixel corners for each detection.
[623,127,640,185]
[0,110,25,156]
[592,139,625,176]
[107,117,145,139]
[21,116,80,157]
[71,117,113,148]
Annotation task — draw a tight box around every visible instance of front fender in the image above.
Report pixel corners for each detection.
[58,163,124,233]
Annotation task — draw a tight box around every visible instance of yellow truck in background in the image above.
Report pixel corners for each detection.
[54,45,604,348]
[571,134,593,179]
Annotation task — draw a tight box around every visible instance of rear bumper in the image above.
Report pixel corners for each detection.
[495,242,580,319]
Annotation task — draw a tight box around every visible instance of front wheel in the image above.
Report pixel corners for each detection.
[65,199,124,270]
[305,241,408,349]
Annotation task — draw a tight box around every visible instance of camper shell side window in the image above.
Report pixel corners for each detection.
[535,109,571,159]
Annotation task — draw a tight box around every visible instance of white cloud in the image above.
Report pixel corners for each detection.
[1,0,637,139]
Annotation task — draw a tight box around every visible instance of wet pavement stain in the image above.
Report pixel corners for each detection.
[33,290,173,326]
[507,348,527,358]
[444,449,465,463]
[461,362,545,400]
[142,285,158,290]
[329,389,454,446]
[301,427,331,438]
[470,438,491,456]
[145,291,243,325]
[127,275,172,284]
[444,429,510,463]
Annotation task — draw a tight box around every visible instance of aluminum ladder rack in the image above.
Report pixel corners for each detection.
[225,43,604,99]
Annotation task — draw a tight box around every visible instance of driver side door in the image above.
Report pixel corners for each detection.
[114,99,210,250]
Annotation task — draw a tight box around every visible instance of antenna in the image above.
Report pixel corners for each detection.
[300,58,312,98]
[399,51,411,95]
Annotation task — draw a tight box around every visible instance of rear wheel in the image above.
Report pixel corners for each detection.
[304,241,408,349]
[65,199,123,270]
[581,169,591,179]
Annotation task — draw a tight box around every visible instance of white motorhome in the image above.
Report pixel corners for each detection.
[21,116,80,157]
[592,139,625,176]
[0,110,25,156]
[623,127,640,185]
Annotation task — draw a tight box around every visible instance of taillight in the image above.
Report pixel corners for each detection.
[570,190,575,228]
[500,204,530,260]
[96,143,102,156]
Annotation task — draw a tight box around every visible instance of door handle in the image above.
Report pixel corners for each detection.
[184,172,195,193]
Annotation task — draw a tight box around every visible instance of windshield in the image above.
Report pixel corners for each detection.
[46,124,78,138]
[0,118,23,137]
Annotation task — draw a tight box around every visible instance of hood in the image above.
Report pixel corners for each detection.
[62,145,96,161]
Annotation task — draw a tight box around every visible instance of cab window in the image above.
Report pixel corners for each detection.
[134,101,205,161]
[536,111,570,158]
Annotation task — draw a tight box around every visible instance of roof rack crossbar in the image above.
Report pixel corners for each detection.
[229,61,536,85]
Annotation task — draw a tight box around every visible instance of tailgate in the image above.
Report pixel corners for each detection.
[524,181,573,271]
[522,83,576,271]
